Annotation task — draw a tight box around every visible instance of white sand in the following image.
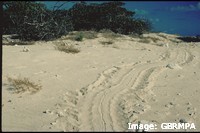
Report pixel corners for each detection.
[2,33,200,131]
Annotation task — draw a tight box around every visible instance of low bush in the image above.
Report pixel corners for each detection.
[7,76,42,94]
[55,42,80,53]
[100,29,122,39]
[74,32,83,41]
[100,40,114,45]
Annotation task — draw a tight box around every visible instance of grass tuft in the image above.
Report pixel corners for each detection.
[100,40,114,45]
[7,77,42,94]
[55,42,80,53]
[3,41,35,45]
[99,29,122,39]
[74,32,83,41]
[63,31,98,41]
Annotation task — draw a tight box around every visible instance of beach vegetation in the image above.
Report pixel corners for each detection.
[3,1,152,41]
[55,42,80,53]
[7,76,42,94]
[3,1,73,41]
[100,40,114,45]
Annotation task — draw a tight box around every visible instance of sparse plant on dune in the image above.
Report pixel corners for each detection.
[138,38,151,43]
[80,31,98,39]
[138,36,160,43]
[100,29,122,39]
[64,31,98,41]
[7,76,42,94]
[74,32,83,41]
[100,40,114,45]
[112,44,120,49]
[55,42,80,53]
[3,41,34,45]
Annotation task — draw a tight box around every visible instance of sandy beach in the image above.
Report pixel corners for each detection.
[2,32,200,131]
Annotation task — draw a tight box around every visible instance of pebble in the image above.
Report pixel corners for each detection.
[22,47,30,52]
[189,113,195,116]
[179,118,187,123]
[166,63,181,69]
[186,102,191,105]
[142,100,146,103]
[56,111,64,117]
[43,109,52,114]
[147,60,151,63]
[50,122,56,125]
[165,102,174,108]
[187,106,190,110]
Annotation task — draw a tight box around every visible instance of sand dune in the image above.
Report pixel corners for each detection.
[2,32,200,131]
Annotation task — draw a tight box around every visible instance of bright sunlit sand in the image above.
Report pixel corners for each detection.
[2,32,200,131]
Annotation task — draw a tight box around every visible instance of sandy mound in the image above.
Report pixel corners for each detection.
[2,32,200,131]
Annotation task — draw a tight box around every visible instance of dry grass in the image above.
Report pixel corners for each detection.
[64,31,98,41]
[149,37,160,43]
[62,32,83,41]
[55,42,80,54]
[128,33,141,38]
[158,34,168,39]
[100,40,114,45]
[99,29,122,39]
[138,36,160,43]
[7,77,42,94]
[3,41,35,45]
[138,38,151,43]
[81,31,98,39]
[112,44,120,49]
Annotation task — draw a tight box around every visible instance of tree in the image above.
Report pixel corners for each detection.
[3,1,73,41]
[3,1,152,41]
[68,1,151,34]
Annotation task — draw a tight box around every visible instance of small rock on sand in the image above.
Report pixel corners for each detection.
[43,109,53,114]
[22,47,30,52]
[166,63,182,69]
[179,118,187,123]
[8,100,12,103]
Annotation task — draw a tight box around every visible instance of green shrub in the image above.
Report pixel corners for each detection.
[74,32,83,41]
[81,31,98,39]
[65,31,98,41]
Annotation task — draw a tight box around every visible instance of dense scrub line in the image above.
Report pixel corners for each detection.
[3,1,151,41]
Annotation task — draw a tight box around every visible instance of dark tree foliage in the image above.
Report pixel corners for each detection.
[3,1,73,41]
[68,1,151,34]
[177,36,200,42]
[3,1,151,41]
